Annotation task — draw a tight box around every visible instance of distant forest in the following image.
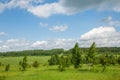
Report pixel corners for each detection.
[0,47,120,56]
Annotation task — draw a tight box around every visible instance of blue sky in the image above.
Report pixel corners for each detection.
[0,0,120,52]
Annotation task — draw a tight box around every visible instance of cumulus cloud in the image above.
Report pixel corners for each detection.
[81,26,116,40]
[27,3,66,18]
[0,0,120,18]
[0,38,30,52]
[80,26,120,47]
[0,38,76,52]
[0,45,10,51]
[31,40,48,49]
[47,39,76,49]
[50,24,68,32]
[0,28,120,52]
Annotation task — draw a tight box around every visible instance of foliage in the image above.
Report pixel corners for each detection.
[0,49,64,56]
[32,61,39,68]
[65,54,71,67]
[58,54,72,71]
[71,42,82,69]
[58,55,66,71]
[19,56,28,71]
[107,54,117,65]
[0,76,6,80]
[5,64,10,71]
[87,42,97,64]
[99,54,108,72]
[118,56,120,65]
[86,42,97,70]
[48,54,60,65]
[0,62,1,66]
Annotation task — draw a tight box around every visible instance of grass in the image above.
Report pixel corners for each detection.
[0,56,120,80]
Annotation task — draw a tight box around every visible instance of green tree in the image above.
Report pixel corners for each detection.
[108,54,117,65]
[48,54,60,65]
[32,61,39,68]
[19,56,28,71]
[71,42,82,69]
[5,64,10,71]
[58,55,66,71]
[65,54,71,67]
[99,54,108,72]
[118,56,120,65]
[86,42,97,70]
[0,62,2,66]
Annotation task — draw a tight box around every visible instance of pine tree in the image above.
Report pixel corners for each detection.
[86,42,97,70]
[71,42,82,69]
[99,54,108,72]
[48,54,60,65]
[19,56,28,71]
[58,55,66,71]
[65,54,71,67]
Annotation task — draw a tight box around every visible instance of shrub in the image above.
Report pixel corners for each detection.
[118,56,120,65]
[5,64,10,71]
[32,61,39,68]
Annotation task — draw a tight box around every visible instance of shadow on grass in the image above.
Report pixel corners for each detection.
[0,75,6,80]
[43,68,59,72]
[78,69,88,72]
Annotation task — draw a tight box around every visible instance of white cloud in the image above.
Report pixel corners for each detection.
[50,24,68,32]
[40,22,48,27]
[0,45,10,51]
[1,0,120,18]
[53,38,76,49]
[1,38,30,52]
[32,41,48,48]
[0,32,7,36]
[0,30,120,52]
[0,38,76,52]
[101,16,120,27]
[27,2,66,18]
[0,40,3,43]
[81,26,116,40]
[80,26,120,47]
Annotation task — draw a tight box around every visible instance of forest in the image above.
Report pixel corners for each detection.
[0,46,120,56]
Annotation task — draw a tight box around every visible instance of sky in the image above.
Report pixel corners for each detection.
[0,0,120,52]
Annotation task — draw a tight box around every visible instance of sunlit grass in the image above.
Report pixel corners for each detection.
[0,56,120,80]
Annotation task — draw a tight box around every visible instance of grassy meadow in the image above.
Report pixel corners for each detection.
[0,56,120,80]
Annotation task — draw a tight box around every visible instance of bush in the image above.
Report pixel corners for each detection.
[32,61,39,68]
[0,76,6,80]
[0,62,2,66]
[118,56,120,65]
[99,54,108,72]
[58,56,66,71]
[48,54,60,65]
[5,64,10,71]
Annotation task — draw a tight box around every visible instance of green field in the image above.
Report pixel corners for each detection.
[0,56,120,80]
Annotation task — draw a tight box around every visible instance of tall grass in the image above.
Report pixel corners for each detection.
[0,56,120,80]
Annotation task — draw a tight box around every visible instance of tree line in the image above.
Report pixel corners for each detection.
[48,42,120,71]
[0,47,120,57]
[0,49,64,56]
